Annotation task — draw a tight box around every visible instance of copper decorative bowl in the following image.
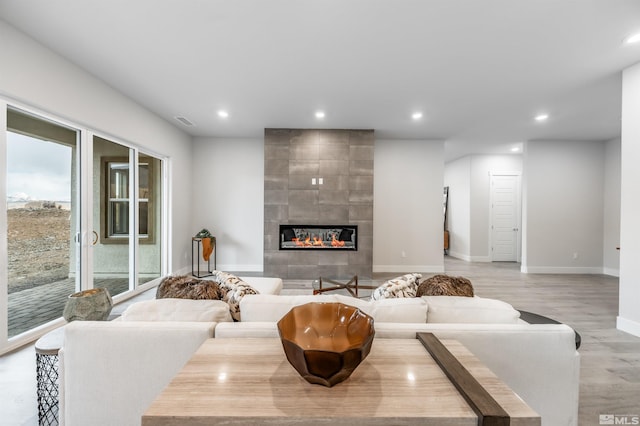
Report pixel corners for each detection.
[277,302,375,387]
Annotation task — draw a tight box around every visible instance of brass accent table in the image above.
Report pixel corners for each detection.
[142,335,540,426]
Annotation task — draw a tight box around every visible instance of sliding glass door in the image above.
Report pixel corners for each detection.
[137,152,163,287]
[1,103,167,350]
[5,107,80,337]
[92,136,132,297]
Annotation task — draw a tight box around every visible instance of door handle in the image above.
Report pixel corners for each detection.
[92,231,99,245]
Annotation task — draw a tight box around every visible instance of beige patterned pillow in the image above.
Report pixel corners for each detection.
[211,271,259,321]
[370,273,422,301]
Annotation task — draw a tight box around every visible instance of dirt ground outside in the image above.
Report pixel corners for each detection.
[7,207,72,293]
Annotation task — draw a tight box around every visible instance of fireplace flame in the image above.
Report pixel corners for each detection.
[292,236,326,247]
[331,235,345,247]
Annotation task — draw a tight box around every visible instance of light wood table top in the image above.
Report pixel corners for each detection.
[142,336,539,426]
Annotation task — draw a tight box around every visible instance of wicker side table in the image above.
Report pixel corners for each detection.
[35,327,64,426]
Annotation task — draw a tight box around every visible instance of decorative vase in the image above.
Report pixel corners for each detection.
[277,302,375,387]
[63,288,113,322]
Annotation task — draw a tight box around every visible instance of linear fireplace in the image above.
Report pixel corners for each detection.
[279,225,357,251]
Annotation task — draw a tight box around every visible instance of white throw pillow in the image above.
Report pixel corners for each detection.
[423,296,520,324]
[370,273,422,300]
[210,271,259,321]
[120,298,233,322]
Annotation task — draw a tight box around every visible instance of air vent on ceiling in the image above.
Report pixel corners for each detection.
[174,116,195,126]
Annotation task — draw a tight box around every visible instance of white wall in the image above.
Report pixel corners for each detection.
[444,156,471,260]
[373,139,444,273]
[0,21,193,274]
[618,62,640,337]
[193,137,446,274]
[603,137,621,276]
[523,140,605,273]
[192,138,264,271]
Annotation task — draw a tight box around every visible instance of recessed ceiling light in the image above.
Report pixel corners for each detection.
[624,32,640,45]
[315,111,325,119]
[412,112,423,120]
[534,113,549,122]
[511,147,520,152]
[217,110,229,118]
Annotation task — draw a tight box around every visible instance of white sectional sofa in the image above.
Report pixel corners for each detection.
[59,286,580,426]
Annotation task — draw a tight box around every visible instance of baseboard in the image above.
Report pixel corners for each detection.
[373,265,445,273]
[603,267,620,277]
[447,253,491,263]
[522,266,604,274]
[447,251,470,261]
[173,266,191,276]
[617,316,640,338]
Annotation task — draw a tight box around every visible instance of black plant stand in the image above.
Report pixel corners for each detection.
[192,237,215,278]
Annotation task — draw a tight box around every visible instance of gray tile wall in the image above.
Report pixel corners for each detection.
[264,129,374,279]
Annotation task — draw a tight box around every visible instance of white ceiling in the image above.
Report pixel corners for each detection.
[2,0,640,161]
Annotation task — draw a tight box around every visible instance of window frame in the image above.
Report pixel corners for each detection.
[100,156,155,244]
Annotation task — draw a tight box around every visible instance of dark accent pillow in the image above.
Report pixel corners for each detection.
[156,275,224,300]
[416,274,474,297]
[338,228,353,241]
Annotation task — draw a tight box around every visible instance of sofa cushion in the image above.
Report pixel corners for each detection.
[423,296,520,324]
[239,294,428,323]
[239,276,283,295]
[369,297,428,323]
[331,295,427,323]
[239,295,339,322]
[370,273,422,300]
[120,298,233,322]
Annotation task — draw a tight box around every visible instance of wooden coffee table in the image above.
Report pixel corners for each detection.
[142,335,539,426]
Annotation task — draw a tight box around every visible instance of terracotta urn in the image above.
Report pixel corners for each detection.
[63,288,113,322]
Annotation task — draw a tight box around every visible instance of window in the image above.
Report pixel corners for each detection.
[101,156,154,243]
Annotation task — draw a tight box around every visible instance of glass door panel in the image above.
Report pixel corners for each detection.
[5,108,79,337]
[138,153,162,287]
[93,136,131,297]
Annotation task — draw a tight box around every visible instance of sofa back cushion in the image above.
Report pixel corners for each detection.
[239,295,337,322]
[423,296,520,323]
[120,298,233,322]
[239,294,428,323]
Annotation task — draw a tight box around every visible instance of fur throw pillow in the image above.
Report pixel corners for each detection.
[371,273,422,300]
[156,275,224,300]
[416,274,474,297]
[210,271,259,321]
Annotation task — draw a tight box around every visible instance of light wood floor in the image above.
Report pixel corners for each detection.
[442,257,640,425]
[1,257,639,425]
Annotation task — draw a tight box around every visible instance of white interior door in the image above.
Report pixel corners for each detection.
[490,173,521,262]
